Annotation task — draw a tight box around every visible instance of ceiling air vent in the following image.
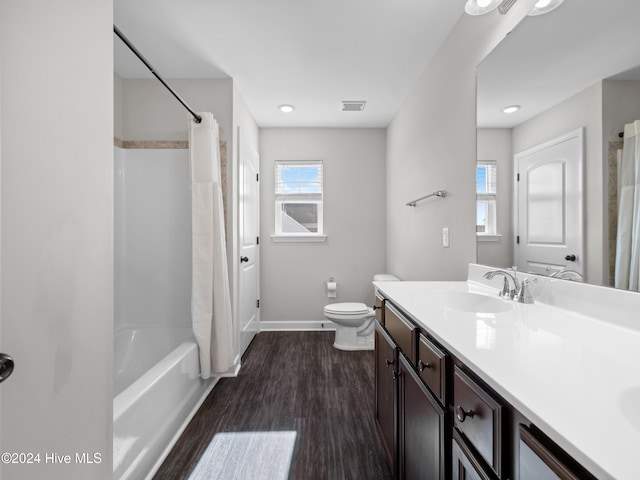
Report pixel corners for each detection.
[341,101,366,112]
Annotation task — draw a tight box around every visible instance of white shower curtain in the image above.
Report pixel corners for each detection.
[189,112,237,378]
[614,119,640,291]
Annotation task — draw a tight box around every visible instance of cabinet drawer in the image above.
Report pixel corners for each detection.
[384,303,416,362]
[453,366,505,477]
[374,293,384,325]
[519,425,597,480]
[417,334,447,405]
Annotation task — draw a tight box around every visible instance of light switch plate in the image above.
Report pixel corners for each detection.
[443,227,450,248]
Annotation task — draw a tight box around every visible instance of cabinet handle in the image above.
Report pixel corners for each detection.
[455,405,475,423]
[385,359,394,368]
[372,305,381,311]
[418,360,432,372]
[0,353,14,383]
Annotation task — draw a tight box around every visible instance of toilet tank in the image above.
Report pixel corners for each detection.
[373,274,400,282]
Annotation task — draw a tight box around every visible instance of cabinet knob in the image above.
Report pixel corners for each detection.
[385,359,394,368]
[418,360,432,372]
[455,405,475,423]
[372,305,381,311]
[0,353,14,383]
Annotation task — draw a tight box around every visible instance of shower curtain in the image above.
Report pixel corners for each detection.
[189,112,236,378]
[614,119,640,291]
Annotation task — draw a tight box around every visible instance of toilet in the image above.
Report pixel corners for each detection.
[324,274,400,351]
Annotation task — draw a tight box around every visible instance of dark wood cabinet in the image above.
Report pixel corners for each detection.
[384,303,416,364]
[374,296,597,480]
[398,354,447,480]
[375,321,397,471]
[452,430,494,480]
[417,333,448,405]
[519,424,597,480]
[453,365,505,478]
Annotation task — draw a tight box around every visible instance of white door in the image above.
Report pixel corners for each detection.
[238,129,260,355]
[515,128,584,276]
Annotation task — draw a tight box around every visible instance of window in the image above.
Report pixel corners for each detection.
[476,161,497,235]
[274,160,324,239]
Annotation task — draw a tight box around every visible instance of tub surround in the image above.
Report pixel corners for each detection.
[374,264,640,480]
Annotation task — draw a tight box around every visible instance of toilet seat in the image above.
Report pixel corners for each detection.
[324,302,370,316]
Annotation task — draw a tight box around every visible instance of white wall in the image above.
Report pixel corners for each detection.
[602,80,640,142]
[0,1,113,479]
[120,77,233,142]
[386,1,536,281]
[114,74,124,140]
[477,128,514,268]
[512,82,603,284]
[259,128,386,323]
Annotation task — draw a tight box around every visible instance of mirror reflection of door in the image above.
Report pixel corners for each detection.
[514,128,584,276]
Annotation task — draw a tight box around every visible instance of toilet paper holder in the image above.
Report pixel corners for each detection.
[325,277,338,298]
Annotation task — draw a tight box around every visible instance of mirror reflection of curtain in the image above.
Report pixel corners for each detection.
[615,120,640,291]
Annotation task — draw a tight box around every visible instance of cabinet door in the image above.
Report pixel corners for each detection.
[375,322,397,471]
[519,425,592,480]
[452,430,493,480]
[399,354,447,480]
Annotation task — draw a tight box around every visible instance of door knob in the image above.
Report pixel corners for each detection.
[0,353,15,383]
[240,256,249,263]
[565,254,577,261]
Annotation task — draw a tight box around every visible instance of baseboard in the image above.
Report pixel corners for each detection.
[259,320,337,331]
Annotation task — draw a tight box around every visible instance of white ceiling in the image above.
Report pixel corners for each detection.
[477,0,640,128]
[113,0,464,128]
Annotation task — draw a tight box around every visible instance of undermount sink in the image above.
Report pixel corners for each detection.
[435,291,513,314]
[618,386,640,434]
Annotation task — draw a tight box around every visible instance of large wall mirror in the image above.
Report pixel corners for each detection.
[476,0,640,290]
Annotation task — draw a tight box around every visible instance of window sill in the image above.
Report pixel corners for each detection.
[477,234,502,243]
[271,234,327,243]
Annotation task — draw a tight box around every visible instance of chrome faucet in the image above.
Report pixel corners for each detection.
[483,268,519,300]
[483,267,536,303]
[515,278,536,304]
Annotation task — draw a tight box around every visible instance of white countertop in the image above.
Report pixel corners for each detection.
[374,267,640,480]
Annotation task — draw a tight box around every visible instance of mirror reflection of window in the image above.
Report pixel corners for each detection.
[476,161,497,235]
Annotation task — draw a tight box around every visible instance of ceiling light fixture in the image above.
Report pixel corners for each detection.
[279,104,295,113]
[464,0,502,16]
[528,0,565,16]
[503,105,521,114]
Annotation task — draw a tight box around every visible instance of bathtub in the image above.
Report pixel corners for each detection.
[113,327,216,480]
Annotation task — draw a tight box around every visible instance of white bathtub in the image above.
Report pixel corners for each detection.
[113,327,215,480]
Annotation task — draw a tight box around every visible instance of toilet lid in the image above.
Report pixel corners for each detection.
[324,302,370,315]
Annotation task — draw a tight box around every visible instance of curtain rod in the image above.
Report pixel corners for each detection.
[113,25,202,124]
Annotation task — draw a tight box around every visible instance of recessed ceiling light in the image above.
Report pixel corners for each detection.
[528,0,565,16]
[503,105,521,114]
[464,0,502,16]
[279,104,295,113]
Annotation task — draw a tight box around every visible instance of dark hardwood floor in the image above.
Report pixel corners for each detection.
[153,331,393,480]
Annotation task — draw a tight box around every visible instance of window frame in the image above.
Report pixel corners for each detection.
[476,160,499,239]
[272,160,326,242]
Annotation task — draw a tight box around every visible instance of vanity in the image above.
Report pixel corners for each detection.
[373,264,640,480]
